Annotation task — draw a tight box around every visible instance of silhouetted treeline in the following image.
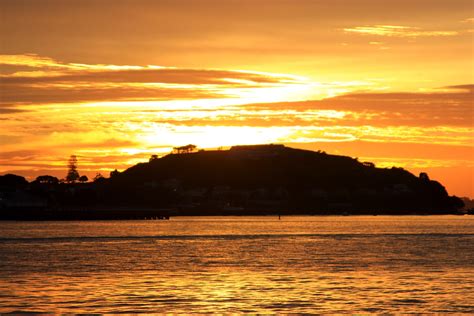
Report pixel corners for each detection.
[0,145,467,219]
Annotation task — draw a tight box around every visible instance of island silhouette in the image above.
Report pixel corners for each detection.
[0,144,466,220]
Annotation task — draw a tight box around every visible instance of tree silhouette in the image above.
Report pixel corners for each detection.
[0,174,28,189]
[110,169,120,178]
[34,175,59,185]
[173,144,197,154]
[93,172,104,182]
[66,155,80,183]
[78,175,88,183]
[419,172,430,181]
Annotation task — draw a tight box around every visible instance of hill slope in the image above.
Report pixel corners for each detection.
[104,144,462,213]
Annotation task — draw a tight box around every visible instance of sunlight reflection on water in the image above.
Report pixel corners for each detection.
[0,216,473,313]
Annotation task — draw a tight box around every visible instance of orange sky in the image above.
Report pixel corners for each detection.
[1,0,473,197]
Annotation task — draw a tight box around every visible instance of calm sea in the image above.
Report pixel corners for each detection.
[0,215,473,314]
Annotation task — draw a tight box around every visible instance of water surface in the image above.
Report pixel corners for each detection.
[1,216,473,313]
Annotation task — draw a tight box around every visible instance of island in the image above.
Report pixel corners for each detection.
[0,144,466,220]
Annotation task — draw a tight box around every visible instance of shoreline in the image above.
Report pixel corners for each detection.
[0,208,467,221]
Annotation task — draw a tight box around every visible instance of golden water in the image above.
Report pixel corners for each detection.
[1,216,473,313]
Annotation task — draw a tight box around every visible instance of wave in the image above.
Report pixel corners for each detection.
[0,233,472,244]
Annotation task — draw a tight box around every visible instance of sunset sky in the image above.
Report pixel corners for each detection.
[1,0,473,197]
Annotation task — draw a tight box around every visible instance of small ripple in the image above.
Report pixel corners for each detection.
[259,302,315,309]
[391,298,427,304]
[362,307,384,312]
[147,298,199,303]
[3,311,47,315]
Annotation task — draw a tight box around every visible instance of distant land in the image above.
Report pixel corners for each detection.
[0,144,469,220]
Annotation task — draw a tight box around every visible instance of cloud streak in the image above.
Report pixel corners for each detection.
[343,25,459,37]
[0,54,306,105]
[245,86,474,127]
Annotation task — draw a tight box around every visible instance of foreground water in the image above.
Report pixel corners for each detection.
[0,215,473,313]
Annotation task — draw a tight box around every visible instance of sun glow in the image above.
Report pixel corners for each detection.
[140,125,293,149]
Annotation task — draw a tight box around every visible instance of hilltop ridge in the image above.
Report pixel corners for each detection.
[105,144,462,214]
